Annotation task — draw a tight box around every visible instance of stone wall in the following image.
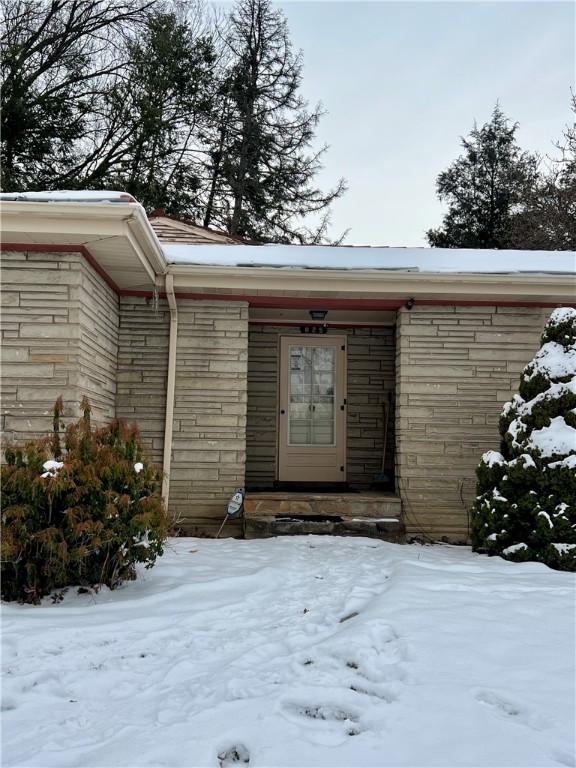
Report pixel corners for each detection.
[1,250,119,445]
[116,296,170,465]
[246,325,396,489]
[170,300,249,535]
[115,298,249,534]
[395,305,549,542]
[78,260,119,425]
[2,248,553,542]
[1,254,250,537]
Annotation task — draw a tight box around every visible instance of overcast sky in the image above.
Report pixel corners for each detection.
[275,1,575,246]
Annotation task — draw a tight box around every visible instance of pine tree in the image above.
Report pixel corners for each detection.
[96,8,217,217]
[471,308,576,571]
[1,0,344,242]
[508,95,576,250]
[427,105,538,249]
[0,0,153,191]
[203,0,346,242]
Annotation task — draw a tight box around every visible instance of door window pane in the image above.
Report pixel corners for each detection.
[288,345,335,445]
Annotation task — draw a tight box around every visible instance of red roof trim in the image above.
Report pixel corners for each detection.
[1,242,120,294]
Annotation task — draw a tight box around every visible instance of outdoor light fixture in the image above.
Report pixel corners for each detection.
[309,310,328,321]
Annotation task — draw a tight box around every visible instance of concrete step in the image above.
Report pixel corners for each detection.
[244,515,405,542]
[244,492,402,520]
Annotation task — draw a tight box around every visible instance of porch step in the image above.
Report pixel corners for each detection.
[244,492,402,520]
[243,492,404,542]
[244,516,405,542]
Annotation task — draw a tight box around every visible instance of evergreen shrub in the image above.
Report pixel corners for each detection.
[471,307,576,571]
[1,398,170,603]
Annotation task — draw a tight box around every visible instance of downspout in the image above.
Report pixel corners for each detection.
[162,273,178,506]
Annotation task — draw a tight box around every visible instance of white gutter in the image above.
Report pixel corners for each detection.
[124,227,159,284]
[0,197,168,280]
[126,206,168,276]
[161,273,178,506]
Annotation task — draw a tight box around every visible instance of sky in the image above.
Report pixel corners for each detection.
[272,1,575,246]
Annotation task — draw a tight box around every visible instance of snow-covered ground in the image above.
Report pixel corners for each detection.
[2,537,575,768]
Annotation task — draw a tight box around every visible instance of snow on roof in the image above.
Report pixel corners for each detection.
[2,191,575,276]
[163,243,576,275]
[0,190,137,203]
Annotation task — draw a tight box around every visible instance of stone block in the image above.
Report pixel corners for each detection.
[1,347,29,362]
[19,324,79,339]
[2,363,54,378]
[0,293,20,306]
[209,360,247,373]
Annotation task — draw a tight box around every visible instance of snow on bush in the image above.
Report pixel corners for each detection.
[1,397,170,603]
[471,307,576,571]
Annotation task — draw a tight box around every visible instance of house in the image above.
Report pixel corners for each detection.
[1,191,574,541]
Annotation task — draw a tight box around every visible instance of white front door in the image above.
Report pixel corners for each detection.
[278,335,347,482]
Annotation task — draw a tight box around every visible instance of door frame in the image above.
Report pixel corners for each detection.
[277,334,347,483]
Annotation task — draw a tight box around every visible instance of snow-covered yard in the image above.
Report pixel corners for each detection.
[2,537,575,768]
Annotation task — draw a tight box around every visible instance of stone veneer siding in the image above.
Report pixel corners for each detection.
[1,248,555,542]
[1,250,119,444]
[246,325,396,489]
[77,259,119,423]
[395,305,549,542]
[1,257,249,536]
[169,300,249,535]
[116,296,170,465]
[115,298,249,534]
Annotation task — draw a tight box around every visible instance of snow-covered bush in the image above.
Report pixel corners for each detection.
[471,307,576,571]
[1,398,170,603]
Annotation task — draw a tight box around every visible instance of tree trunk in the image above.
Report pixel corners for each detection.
[230,105,254,235]
[204,122,227,229]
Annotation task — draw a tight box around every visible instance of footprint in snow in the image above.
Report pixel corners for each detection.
[296,622,408,699]
[282,699,362,736]
[349,683,396,704]
[1,698,17,712]
[217,744,250,767]
[290,702,358,723]
[475,689,549,731]
[552,749,576,767]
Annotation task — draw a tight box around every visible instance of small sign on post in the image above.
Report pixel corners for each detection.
[216,488,245,538]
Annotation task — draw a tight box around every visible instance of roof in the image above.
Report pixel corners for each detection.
[0,193,245,246]
[148,212,242,246]
[1,190,574,305]
[0,190,137,204]
[163,243,576,276]
[0,191,166,291]
[4,191,572,277]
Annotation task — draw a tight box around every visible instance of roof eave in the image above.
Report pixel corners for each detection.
[164,263,575,304]
[1,199,167,288]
